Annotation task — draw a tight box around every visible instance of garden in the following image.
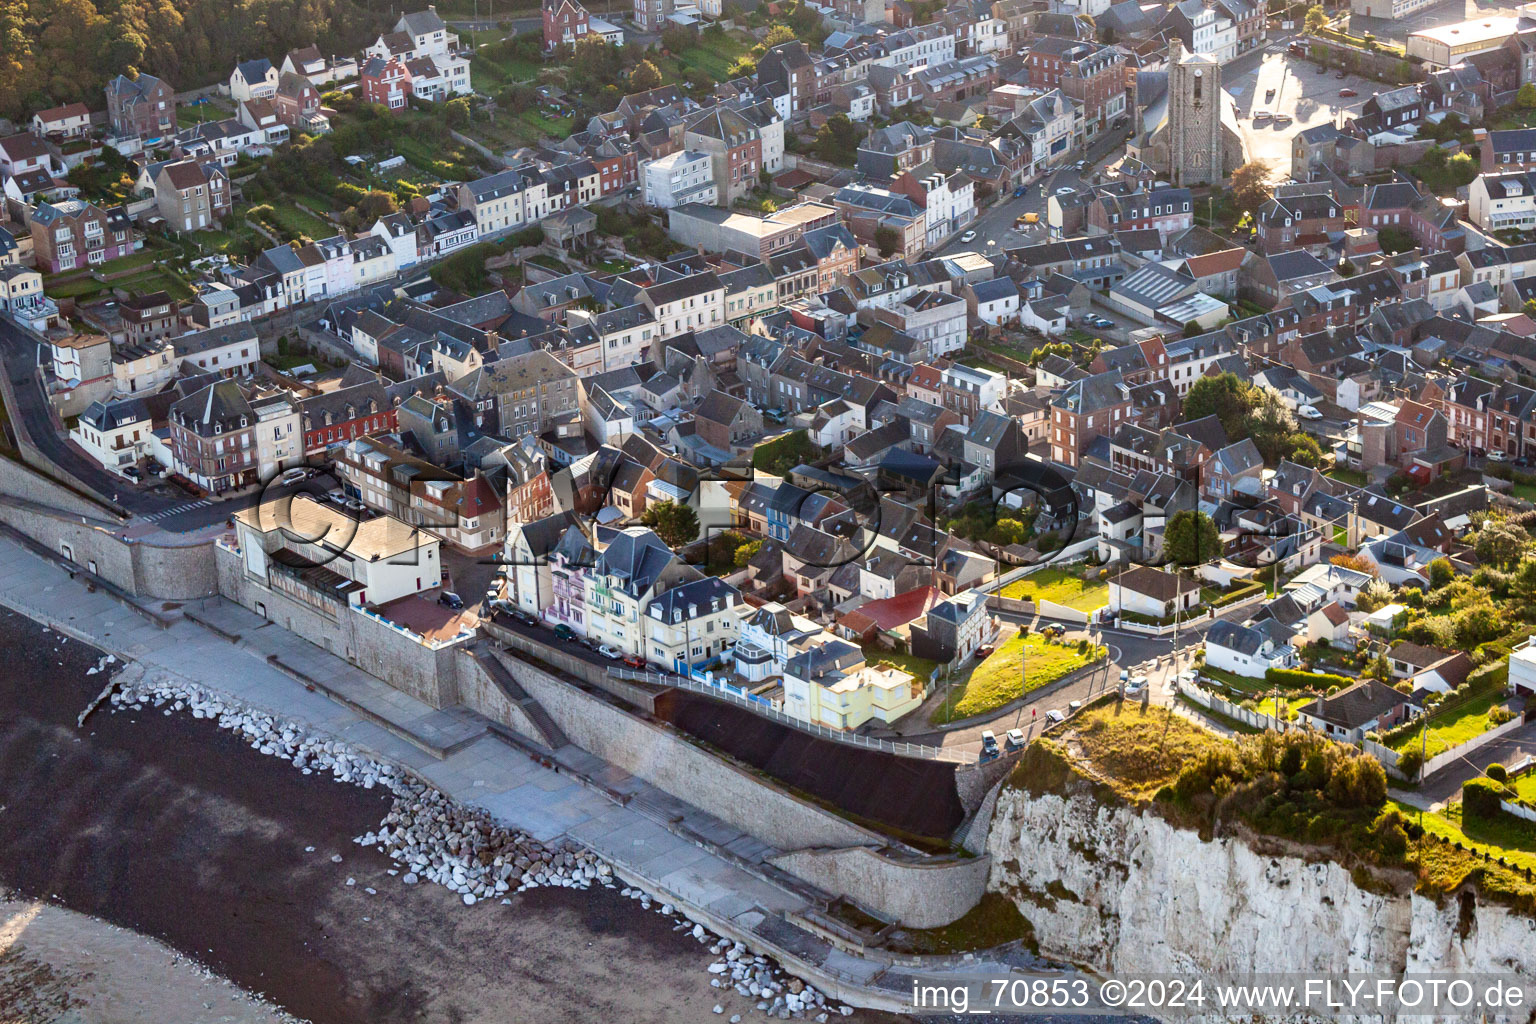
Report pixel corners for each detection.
[1383,668,1517,761]
[931,631,1105,724]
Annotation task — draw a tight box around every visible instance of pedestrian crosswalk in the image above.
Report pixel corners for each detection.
[143,501,209,522]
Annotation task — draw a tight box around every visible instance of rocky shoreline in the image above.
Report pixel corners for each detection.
[107,666,852,1022]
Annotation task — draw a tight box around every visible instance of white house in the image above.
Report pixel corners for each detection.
[71,398,153,473]
[234,495,442,607]
[230,58,279,102]
[1468,171,1536,233]
[1109,565,1201,621]
[1202,619,1297,679]
[732,602,826,682]
[1283,562,1373,610]
[370,213,421,268]
[968,276,1020,326]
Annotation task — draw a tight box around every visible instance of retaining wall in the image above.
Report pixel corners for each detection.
[453,650,545,745]
[767,846,990,930]
[0,465,219,601]
[214,544,463,708]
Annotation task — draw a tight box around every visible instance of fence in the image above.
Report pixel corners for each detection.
[1178,679,1297,733]
[608,666,975,764]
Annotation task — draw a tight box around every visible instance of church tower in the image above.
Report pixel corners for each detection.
[1167,39,1224,187]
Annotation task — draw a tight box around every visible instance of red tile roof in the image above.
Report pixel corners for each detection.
[844,585,944,631]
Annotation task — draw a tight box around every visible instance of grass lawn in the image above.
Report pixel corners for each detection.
[676,39,749,81]
[593,257,634,273]
[1326,466,1369,487]
[514,109,575,141]
[44,275,108,299]
[1512,482,1536,503]
[1196,664,1269,696]
[1253,693,1314,722]
[998,565,1109,611]
[1388,687,1509,759]
[1058,704,1227,801]
[1515,773,1536,803]
[931,633,1103,724]
[955,352,1007,373]
[96,248,163,276]
[115,266,195,301]
[865,648,938,683]
[752,429,821,476]
[261,202,333,242]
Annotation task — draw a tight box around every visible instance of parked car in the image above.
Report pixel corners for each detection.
[1488,449,1510,463]
[1315,63,1327,74]
[513,609,538,626]
[553,624,577,641]
[975,644,994,660]
[1005,728,1026,750]
[1339,88,1357,98]
[1335,70,1347,79]
[622,654,646,668]
[1013,185,1028,198]
[489,598,517,615]
[1041,623,1066,638]
[1126,674,1149,693]
[437,591,463,610]
[960,229,977,243]
[1068,699,1083,712]
[980,730,1000,756]
[1297,404,1323,420]
[279,467,307,485]
[597,644,623,660]
[1273,114,1293,128]
[122,466,142,481]
[1251,110,1271,124]
[484,585,500,604]
[1044,709,1066,724]
[1056,186,1074,195]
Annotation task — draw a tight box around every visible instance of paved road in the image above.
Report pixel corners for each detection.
[936,123,1133,258]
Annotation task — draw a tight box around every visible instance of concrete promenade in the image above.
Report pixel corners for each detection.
[0,533,1042,1011]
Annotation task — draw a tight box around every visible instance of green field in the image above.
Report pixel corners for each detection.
[931,633,1103,724]
[998,565,1109,611]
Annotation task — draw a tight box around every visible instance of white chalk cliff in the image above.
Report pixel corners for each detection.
[987,787,1536,1023]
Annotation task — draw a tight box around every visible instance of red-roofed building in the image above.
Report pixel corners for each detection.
[834,585,944,644]
[31,102,91,141]
[906,362,943,405]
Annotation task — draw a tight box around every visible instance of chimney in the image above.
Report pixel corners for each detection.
[1169,38,1183,65]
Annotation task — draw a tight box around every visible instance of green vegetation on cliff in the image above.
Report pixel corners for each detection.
[1013,704,1536,912]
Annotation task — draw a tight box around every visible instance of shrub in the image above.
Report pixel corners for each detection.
[1463,777,1507,819]
[1487,763,1508,783]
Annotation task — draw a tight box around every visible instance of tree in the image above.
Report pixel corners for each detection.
[629,59,665,92]
[1229,160,1273,215]
[734,539,764,568]
[990,517,1028,547]
[572,34,622,88]
[661,24,694,53]
[1427,557,1454,589]
[1330,552,1379,576]
[1183,372,1253,439]
[1338,259,1356,277]
[814,112,860,166]
[1376,225,1416,254]
[1474,517,1529,569]
[1520,83,1536,110]
[443,97,472,129]
[1304,4,1326,32]
[1183,319,1202,338]
[764,24,798,47]
[874,225,901,257]
[1524,298,1536,319]
[1164,510,1221,567]
[640,500,700,548]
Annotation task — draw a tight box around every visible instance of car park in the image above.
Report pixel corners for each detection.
[960,229,977,243]
[597,644,623,660]
[1005,728,1025,750]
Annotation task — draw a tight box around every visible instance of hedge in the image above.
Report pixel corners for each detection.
[1209,580,1265,608]
[1464,777,1507,820]
[1265,668,1356,691]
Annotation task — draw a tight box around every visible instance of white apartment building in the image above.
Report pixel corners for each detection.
[642,150,718,209]
[1469,171,1536,232]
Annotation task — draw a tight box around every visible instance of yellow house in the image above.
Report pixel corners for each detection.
[782,640,924,730]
